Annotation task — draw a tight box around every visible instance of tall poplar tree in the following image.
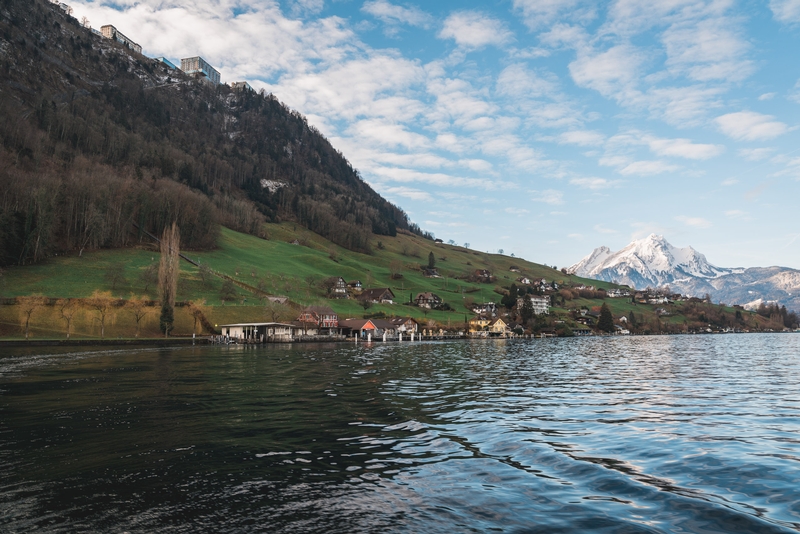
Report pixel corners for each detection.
[158,222,180,336]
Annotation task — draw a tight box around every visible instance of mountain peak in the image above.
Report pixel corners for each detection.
[569,235,728,287]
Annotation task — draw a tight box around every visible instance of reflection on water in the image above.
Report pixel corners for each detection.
[1,335,799,533]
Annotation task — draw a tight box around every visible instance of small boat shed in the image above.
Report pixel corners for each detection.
[219,322,295,343]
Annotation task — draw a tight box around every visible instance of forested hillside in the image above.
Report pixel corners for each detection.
[0,0,420,266]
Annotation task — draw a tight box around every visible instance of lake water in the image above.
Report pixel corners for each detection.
[1,335,799,533]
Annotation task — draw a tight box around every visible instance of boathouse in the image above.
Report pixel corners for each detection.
[219,322,294,342]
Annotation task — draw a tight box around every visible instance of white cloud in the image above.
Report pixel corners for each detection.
[292,0,325,16]
[512,0,593,30]
[558,130,605,146]
[714,111,789,141]
[675,215,712,229]
[789,79,800,104]
[347,119,429,149]
[382,186,432,201]
[362,0,432,28]
[569,44,645,99]
[505,207,530,215]
[618,160,680,176]
[533,189,565,205]
[759,92,776,101]
[438,11,513,49]
[721,178,739,186]
[725,209,751,220]
[738,148,775,161]
[496,63,559,99]
[371,167,499,189]
[770,0,800,23]
[594,224,618,234]
[645,86,724,127]
[661,16,753,83]
[645,136,724,160]
[570,177,619,189]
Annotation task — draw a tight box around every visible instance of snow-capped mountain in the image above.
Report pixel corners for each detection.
[569,234,800,311]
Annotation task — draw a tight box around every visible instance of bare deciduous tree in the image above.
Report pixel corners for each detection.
[104,262,127,290]
[126,295,150,338]
[187,300,208,335]
[140,263,158,293]
[57,298,79,340]
[18,295,47,340]
[87,290,115,339]
[264,300,291,323]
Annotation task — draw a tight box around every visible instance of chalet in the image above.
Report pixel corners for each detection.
[358,288,395,304]
[615,325,631,335]
[347,280,363,292]
[576,316,594,326]
[509,266,521,273]
[471,302,497,316]
[606,288,631,298]
[388,317,418,333]
[328,277,349,298]
[516,276,533,285]
[415,292,442,309]
[423,268,440,278]
[488,317,509,336]
[296,306,339,333]
[472,269,494,282]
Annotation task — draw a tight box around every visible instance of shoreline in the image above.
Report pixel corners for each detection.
[0,337,204,347]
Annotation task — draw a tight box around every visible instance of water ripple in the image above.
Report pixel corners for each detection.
[0,335,799,532]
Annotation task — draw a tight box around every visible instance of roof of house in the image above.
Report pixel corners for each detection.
[339,319,376,330]
[370,319,396,330]
[388,317,417,325]
[358,288,395,301]
[415,292,440,300]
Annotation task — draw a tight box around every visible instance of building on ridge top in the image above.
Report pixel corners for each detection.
[100,25,142,54]
[181,56,221,85]
[230,81,253,92]
[156,57,178,70]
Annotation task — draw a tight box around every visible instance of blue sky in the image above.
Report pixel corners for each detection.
[70,0,800,269]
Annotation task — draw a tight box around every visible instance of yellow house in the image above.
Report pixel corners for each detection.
[489,318,509,336]
[469,316,491,333]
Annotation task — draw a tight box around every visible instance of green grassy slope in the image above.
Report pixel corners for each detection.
[0,223,778,338]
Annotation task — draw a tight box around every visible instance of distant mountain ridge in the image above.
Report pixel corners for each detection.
[569,234,800,311]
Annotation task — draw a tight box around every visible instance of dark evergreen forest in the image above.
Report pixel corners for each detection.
[0,0,425,266]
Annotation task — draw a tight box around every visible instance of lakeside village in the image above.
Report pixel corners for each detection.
[214,267,728,344]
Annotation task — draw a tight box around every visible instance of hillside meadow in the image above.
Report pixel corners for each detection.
[0,223,772,339]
